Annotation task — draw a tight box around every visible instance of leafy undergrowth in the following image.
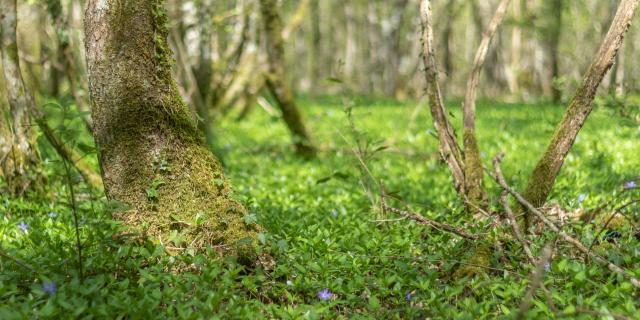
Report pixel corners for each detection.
[1,97,639,319]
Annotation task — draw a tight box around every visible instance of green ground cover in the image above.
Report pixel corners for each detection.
[1,98,638,319]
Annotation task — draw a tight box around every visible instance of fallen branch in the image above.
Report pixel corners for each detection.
[491,153,640,289]
[500,191,535,264]
[517,244,553,319]
[381,203,479,241]
[587,199,640,257]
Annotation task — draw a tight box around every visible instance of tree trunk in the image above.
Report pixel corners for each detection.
[46,0,94,132]
[419,0,466,194]
[259,0,316,157]
[308,0,321,93]
[1,0,101,191]
[343,2,356,79]
[0,0,41,194]
[441,0,459,95]
[547,0,563,103]
[84,0,257,257]
[383,0,409,97]
[522,0,639,223]
[506,0,523,95]
[0,100,13,180]
[462,0,511,213]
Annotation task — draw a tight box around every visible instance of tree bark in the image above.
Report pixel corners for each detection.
[1,0,101,191]
[0,100,12,180]
[419,0,465,194]
[1,0,41,194]
[547,0,563,103]
[462,0,511,213]
[522,0,639,222]
[308,0,321,93]
[383,0,409,97]
[84,0,256,256]
[441,0,459,93]
[46,0,94,132]
[259,0,316,157]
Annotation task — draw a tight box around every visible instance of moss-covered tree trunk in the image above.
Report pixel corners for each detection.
[259,0,316,157]
[84,0,256,256]
[462,0,511,213]
[522,0,639,223]
[0,0,41,194]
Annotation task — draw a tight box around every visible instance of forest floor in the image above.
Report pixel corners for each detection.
[1,97,639,319]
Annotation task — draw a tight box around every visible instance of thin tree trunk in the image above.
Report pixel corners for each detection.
[522,0,639,223]
[1,0,101,190]
[259,0,316,157]
[367,2,381,93]
[308,0,321,93]
[1,0,41,194]
[0,100,12,180]
[462,0,511,213]
[383,0,409,97]
[506,0,522,95]
[46,0,93,132]
[84,0,257,257]
[343,2,356,79]
[441,0,459,94]
[419,0,465,193]
[470,0,504,89]
[548,0,563,103]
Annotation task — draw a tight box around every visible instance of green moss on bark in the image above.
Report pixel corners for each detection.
[89,0,257,260]
[452,241,493,279]
[463,129,487,214]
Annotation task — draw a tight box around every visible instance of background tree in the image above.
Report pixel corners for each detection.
[1,0,42,194]
[259,0,315,157]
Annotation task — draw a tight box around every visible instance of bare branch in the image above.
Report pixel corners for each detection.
[419,0,465,193]
[500,191,535,264]
[492,154,640,289]
[517,244,553,320]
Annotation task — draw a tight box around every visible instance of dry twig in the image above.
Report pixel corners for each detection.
[491,153,640,289]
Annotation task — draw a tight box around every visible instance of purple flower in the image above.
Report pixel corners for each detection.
[331,209,338,218]
[17,222,28,233]
[317,288,333,301]
[624,181,637,189]
[48,212,58,218]
[543,262,551,272]
[405,292,412,302]
[577,194,586,203]
[42,281,56,295]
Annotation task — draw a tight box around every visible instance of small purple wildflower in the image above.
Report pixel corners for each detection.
[624,181,637,190]
[317,288,333,301]
[405,292,412,302]
[543,262,551,272]
[42,281,57,295]
[577,194,586,203]
[331,209,338,218]
[17,222,28,233]
[48,212,58,218]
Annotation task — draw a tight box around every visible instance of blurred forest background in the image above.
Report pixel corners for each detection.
[3,0,639,109]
